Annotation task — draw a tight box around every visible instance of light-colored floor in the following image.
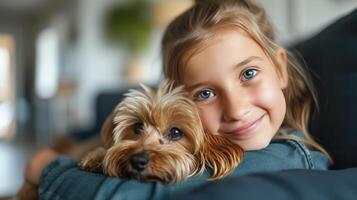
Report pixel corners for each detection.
[0,138,37,197]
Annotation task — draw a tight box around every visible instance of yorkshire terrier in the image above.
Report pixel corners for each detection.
[80,80,244,184]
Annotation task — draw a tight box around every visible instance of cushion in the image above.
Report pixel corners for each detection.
[291,9,357,169]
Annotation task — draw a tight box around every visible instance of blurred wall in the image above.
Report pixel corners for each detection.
[64,0,357,132]
[0,0,356,141]
[46,0,185,132]
[11,0,192,142]
[259,0,357,44]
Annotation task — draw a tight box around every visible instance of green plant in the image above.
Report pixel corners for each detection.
[106,0,153,54]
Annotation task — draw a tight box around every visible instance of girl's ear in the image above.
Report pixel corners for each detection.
[101,113,115,149]
[276,48,288,89]
[199,133,244,179]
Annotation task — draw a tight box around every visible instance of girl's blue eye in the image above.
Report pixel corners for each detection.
[242,69,257,80]
[196,89,215,101]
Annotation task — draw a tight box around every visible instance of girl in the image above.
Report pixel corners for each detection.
[26,0,330,199]
[162,0,330,156]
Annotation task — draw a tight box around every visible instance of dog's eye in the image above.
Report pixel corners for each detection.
[133,122,144,135]
[167,127,183,141]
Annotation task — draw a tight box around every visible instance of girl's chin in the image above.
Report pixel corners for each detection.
[237,139,271,151]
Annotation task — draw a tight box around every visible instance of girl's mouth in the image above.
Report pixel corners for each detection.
[223,114,265,138]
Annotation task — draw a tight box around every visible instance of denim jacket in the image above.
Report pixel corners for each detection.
[39,130,330,200]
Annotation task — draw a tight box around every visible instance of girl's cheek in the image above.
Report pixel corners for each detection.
[253,82,286,119]
[198,106,218,134]
[255,85,279,108]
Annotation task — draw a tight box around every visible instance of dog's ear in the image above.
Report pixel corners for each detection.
[200,133,244,179]
[101,113,115,149]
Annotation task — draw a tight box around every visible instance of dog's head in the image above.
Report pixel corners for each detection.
[101,80,243,184]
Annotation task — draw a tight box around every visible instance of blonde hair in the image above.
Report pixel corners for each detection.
[161,0,330,159]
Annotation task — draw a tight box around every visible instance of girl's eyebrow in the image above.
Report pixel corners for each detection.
[236,56,263,68]
[186,56,263,91]
[186,83,205,92]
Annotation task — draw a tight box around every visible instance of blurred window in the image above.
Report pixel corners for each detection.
[35,27,59,99]
[0,34,15,139]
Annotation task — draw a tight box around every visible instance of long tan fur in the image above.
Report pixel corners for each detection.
[201,133,244,179]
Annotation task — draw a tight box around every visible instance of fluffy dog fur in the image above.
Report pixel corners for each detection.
[80,80,244,184]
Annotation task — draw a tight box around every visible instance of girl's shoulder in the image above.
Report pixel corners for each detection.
[273,130,330,170]
[227,129,330,177]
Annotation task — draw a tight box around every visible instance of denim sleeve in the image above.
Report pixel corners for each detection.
[273,130,330,170]
[172,168,357,200]
[283,138,330,170]
[39,135,330,200]
[232,140,329,176]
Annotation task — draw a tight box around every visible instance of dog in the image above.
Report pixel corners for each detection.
[80,80,244,184]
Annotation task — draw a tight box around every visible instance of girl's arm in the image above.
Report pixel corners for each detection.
[174,167,357,200]
[30,135,329,200]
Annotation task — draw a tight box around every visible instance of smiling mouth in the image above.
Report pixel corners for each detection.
[223,114,265,138]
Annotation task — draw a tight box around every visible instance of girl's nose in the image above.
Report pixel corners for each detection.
[222,90,250,122]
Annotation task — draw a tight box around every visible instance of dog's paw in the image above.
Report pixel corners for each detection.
[79,147,106,173]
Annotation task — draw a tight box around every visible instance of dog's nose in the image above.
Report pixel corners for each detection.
[130,153,149,171]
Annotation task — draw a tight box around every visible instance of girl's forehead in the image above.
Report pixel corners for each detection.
[189,28,249,56]
[184,29,267,69]
[180,29,281,86]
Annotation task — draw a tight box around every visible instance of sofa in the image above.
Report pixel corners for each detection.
[293,8,357,169]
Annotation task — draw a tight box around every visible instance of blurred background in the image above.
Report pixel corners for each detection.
[0,0,356,197]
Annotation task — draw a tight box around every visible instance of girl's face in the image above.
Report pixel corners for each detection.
[182,30,288,150]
